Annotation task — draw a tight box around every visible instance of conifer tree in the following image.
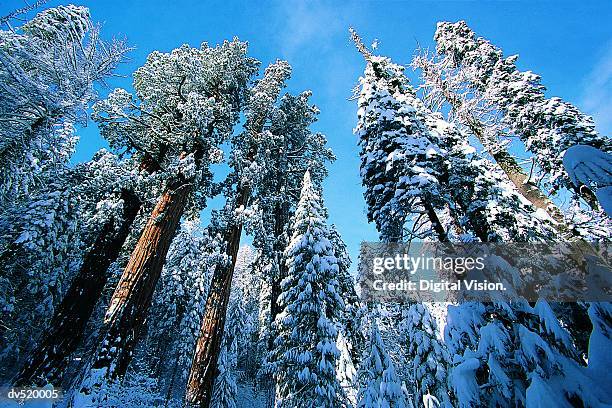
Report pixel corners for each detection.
[356,319,407,408]
[430,21,611,208]
[81,40,259,386]
[351,28,448,243]
[139,220,226,404]
[210,270,251,408]
[351,28,556,243]
[269,171,346,408]
[2,150,149,385]
[11,150,162,387]
[246,91,334,357]
[185,60,291,406]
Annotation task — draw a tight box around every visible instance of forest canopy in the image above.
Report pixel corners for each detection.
[0,2,610,408]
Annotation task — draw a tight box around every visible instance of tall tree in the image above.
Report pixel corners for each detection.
[1,150,150,385]
[351,28,449,243]
[412,51,571,229]
[246,91,334,360]
[0,5,127,207]
[138,220,226,405]
[268,171,346,408]
[185,60,291,406]
[329,225,366,371]
[80,40,259,386]
[427,21,611,209]
[210,267,251,408]
[0,5,138,386]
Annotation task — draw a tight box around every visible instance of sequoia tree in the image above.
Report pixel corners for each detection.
[80,40,259,386]
[185,60,291,407]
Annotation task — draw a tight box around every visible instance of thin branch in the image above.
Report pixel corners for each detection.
[0,0,48,27]
[349,27,373,61]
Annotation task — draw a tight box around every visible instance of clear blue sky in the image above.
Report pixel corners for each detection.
[3,0,611,269]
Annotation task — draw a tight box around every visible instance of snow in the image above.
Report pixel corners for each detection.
[595,186,612,216]
[563,145,612,189]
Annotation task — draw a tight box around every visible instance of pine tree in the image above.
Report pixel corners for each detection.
[400,303,452,407]
[351,29,449,243]
[431,20,611,209]
[269,171,346,408]
[356,319,407,408]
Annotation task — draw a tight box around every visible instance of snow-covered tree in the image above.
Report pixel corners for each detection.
[0,179,81,376]
[430,20,611,209]
[211,258,254,408]
[10,150,155,387]
[245,90,335,364]
[186,60,293,406]
[351,29,449,243]
[212,344,238,408]
[0,5,127,206]
[269,171,346,407]
[400,303,452,407]
[85,39,259,385]
[356,319,407,408]
[328,224,365,403]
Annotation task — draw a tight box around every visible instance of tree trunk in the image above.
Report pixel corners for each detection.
[418,63,575,231]
[185,187,250,407]
[13,153,163,387]
[90,178,191,379]
[424,202,448,242]
[13,189,141,387]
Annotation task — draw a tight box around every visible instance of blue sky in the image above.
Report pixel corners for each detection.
[3,0,611,269]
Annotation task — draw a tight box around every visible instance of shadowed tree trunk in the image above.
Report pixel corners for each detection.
[12,153,163,387]
[185,187,249,407]
[13,188,141,387]
[89,176,191,379]
[424,202,448,242]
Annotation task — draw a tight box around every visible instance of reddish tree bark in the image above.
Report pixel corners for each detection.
[90,178,191,378]
[185,187,249,407]
[14,189,141,387]
[13,153,163,387]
